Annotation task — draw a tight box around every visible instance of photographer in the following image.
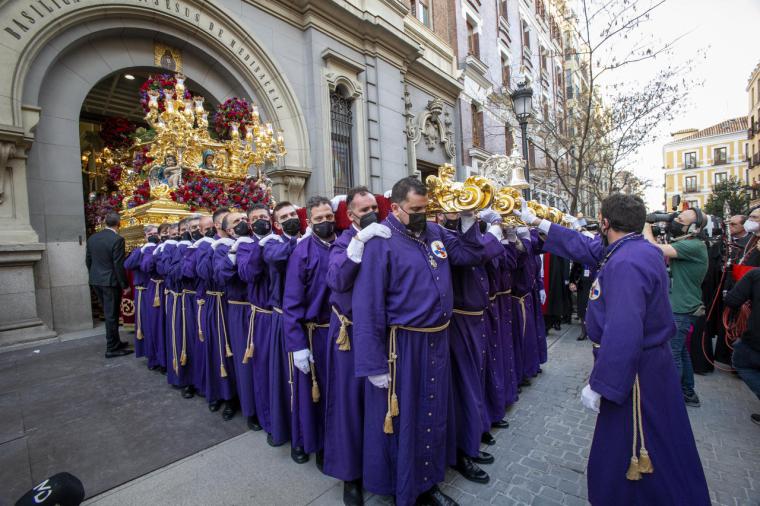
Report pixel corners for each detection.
[644,208,708,407]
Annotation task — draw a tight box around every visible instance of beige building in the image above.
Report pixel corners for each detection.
[747,61,760,206]
[663,117,748,211]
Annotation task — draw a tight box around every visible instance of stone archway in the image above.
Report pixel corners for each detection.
[0,1,311,340]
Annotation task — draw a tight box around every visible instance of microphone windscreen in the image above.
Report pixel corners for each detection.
[15,472,85,506]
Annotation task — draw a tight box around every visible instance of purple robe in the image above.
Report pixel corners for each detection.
[237,235,274,433]
[124,244,154,360]
[157,241,192,387]
[512,237,540,380]
[323,226,364,481]
[352,214,485,506]
[282,234,334,455]
[140,244,166,369]
[543,225,709,505]
[195,238,236,402]
[164,240,196,387]
[530,229,548,364]
[179,240,207,393]
[262,234,298,446]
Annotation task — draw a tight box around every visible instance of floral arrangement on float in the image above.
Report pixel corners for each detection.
[99,117,137,150]
[213,97,252,140]
[169,171,273,212]
[138,74,192,113]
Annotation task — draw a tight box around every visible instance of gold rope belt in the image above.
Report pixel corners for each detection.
[196,298,205,342]
[228,301,273,364]
[331,306,352,352]
[151,279,163,307]
[168,290,180,375]
[489,289,512,301]
[179,290,195,368]
[384,320,450,435]
[452,308,485,316]
[305,322,329,403]
[273,306,283,314]
[135,287,145,340]
[206,291,233,378]
[511,294,529,335]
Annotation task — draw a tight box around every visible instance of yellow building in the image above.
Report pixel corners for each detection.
[747,61,760,206]
[663,117,748,210]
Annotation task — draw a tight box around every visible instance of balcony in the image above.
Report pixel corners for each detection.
[684,186,700,194]
[714,158,727,166]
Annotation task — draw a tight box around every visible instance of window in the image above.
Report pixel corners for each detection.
[687,200,699,209]
[684,152,696,169]
[522,20,531,49]
[499,0,508,21]
[501,55,511,88]
[714,172,727,185]
[714,147,727,165]
[467,21,480,58]
[471,103,484,148]
[330,90,354,195]
[684,176,697,192]
[411,0,431,28]
[505,125,514,154]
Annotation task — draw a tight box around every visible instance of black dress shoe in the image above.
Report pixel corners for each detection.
[343,479,363,506]
[316,450,325,472]
[480,432,496,445]
[116,341,131,350]
[266,433,285,447]
[208,400,223,412]
[537,367,542,374]
[491,419,509,429]
[471,451,494,465]
[519,378,531,387]
[247,415,262,431]
[417,485,459,506]
[453,454,489,483]
[105,349,134,358]
[291,446,309,464]
[181,385,196,399]
[222,401,237,420]
[148,364,160,371]
[159,366,167,375]
[517,386,522,394]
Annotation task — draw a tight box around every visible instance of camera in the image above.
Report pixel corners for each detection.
[646,212,676,224]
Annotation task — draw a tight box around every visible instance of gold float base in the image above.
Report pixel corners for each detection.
[120,197,202,251]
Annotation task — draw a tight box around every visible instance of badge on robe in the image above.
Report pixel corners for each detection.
[589,278,601,300]
[431,240,448,259]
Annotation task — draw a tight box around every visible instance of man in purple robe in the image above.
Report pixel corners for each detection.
[511,226,541,385]
[124,225,158,364]
[262,201,306,462]
[140,222,171,373]
[352,177,487,506]
[530,229,548,367]
[325,187,391,506]
[516,194,710,505]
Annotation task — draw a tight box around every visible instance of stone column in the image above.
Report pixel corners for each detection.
[268,167,311,205]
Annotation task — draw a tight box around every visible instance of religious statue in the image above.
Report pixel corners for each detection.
[160,49,177,71]
[149,153,182,188]
[198,149,217,171]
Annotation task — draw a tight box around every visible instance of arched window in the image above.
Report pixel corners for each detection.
[330,88,354,195]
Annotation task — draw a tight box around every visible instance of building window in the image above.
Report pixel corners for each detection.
[330,90,354,195]
[687,199,699,208]
[522,20,531,50]
[501,55,511,88]
[684,152,696,169]
[505,125,514,154]
[499,0,508,20]
[714,172,727,185]
[714,147,727,165]
[467,21,480,58]
[684,175,697,193]
[411,0,431,28]
[471,103,484,148]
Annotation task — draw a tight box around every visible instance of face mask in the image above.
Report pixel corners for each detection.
[253,219,272,236]
[443,218,460,231]
[281,218,301,236]
[205,227,216,238]
[170,234,180,241]
[233,221,251,237]
[312,221,336,240]
[181,231,192,242]
[160,235,169,242]
[191,230,203,241]
[478,221,487,234]
[358,211,378,229]
[147,235,159,244]
[744,220,760,235]
[404,210,427,235]
[667,220,688,238]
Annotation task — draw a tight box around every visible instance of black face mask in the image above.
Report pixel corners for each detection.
[191,230,203,241]
[405,210,427,235]
[312,221,336,240]
[234,221,251,237]
[359,211,378,229]
[181,231,192,242]
[281,218,301,236]
[205,227,216,238]
[478,221,487,234]
[170,234,180,241]
[253,219,272,236]
[147,235,159,244]
[667,220,689,238]
[160,235,169,243]
[443,218,460,231]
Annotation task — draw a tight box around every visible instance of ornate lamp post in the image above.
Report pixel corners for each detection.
[511,79,534,200]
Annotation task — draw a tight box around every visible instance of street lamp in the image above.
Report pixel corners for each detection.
[512,79,534,200]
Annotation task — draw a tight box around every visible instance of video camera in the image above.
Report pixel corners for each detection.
[646,211,676,239]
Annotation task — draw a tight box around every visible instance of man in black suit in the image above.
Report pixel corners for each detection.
[86,212,133,358]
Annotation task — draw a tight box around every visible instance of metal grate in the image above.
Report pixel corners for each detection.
[330,91,354,195]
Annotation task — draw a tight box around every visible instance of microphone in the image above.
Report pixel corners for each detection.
[15,472,84,506]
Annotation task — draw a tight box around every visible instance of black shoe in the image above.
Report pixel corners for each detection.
[316,450,325,472]
[471,451,494,465]
[552,322,561,331]
[105,349,134,358]
[116,341,131,350]
[491,419,509,429]
[291,446,309,464]
[684,392,701,408]
[266,433,285,447]
[517,386,522,394]
[417,485,459,506]
[519,378,531,387]
[148,364,160,371]
[222,401,237,420]
[453,454,489,484]
[751,414,760,426]
[537,367,542,374]
[247,415,262,431]
[480,432,496,446]
[576,334,587,341]
[181,385,196,399]
[343,479,363,506]
[208,400,222,412]
[159,366,167,375]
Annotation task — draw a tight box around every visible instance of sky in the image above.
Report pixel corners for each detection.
[592,0,760,209]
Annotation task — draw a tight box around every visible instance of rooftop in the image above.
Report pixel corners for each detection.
[676,117,748,142]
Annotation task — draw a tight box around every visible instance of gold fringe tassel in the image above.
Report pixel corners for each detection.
[306,323,326,403]
[135,288,144,340]
[152,279,162,307]
[180,292,188,367]
[243,306,256,364]
[626,374,653,480]
[196,299,205,342]
[332,306,353,352]
[626,456,642,481]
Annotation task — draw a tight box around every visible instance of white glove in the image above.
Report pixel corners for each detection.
[565,215,581,231]
[330,195,347,212]
[356,222,392,242]
[516,226,530,239]
[297,226,312,243]
[258,233,282,246]
[479,208,502,225]
[539,289,546,305]
[293,348,313,374]
[384,190,392,198]
[460,211,475,233]
[487,224,503,241]
[504,227,518,243]
[581,384,601,413]
[346,237,365,264]
[368,373,391,389]
[514,200,538,226]
[745,220,760,234]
